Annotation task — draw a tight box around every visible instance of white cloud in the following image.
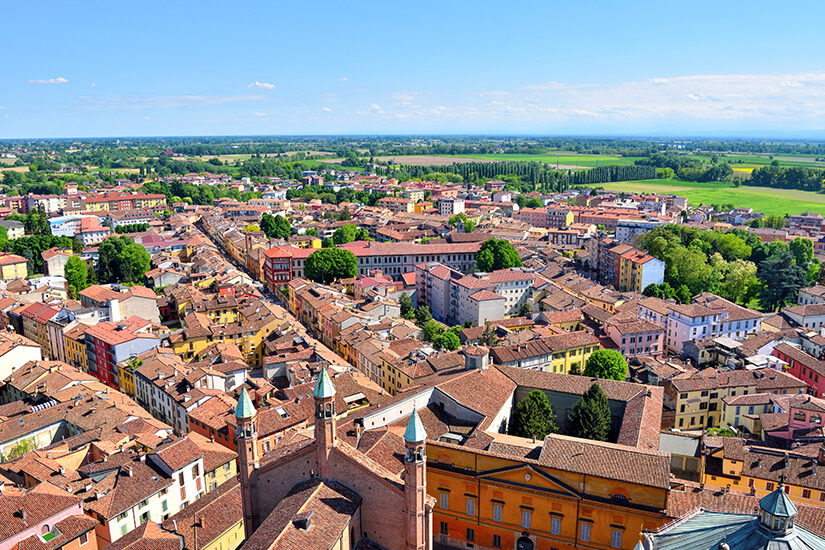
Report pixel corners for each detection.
[87,83,96,87]
[79,94,266,111]
[143,116,150,120]
[0,106,6,110]
[254,112,266,117]
[338,77,348,82]
[391,91,422,101]
[322,107,332,112]
[247,81,275,90]
[28,77,68,84]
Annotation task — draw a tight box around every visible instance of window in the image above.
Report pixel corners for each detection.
[803,489,811,499]
[79,532,88,545]
[440,522,448,535]
[466,497,476,517]
[139,499,148,508]
[611,529,623,548]
[521,510,532,529]
[551,516,561,535]
[440,492,449,509]
[140,512,149,525]
[162,500,168,512]
[117,512,128,521]
[492,534,502,548]
[766,482,775,491]
[121,525,128,536]
[580,523,591,542]
[466,528,475,542]
[493,503,503,522]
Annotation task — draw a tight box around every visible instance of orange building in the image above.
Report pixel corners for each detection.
[428,435,671,550]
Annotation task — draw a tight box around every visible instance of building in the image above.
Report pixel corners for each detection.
[79,284,160,324]
[615,218,669,243]
[782,303,825,329]
[377,197,415,213]
[235,370,432,550]
[798,285,825,306]
[0,253,28,280]
[0,219,24,239]
[617,249,665,293]
[665,368,807,430]
[0,330,42,381]
[642,485,825,549]
[0,481,99,550]
[772,343,825,398]
[605,317,666,359]
[42,247,74,278]
[430,436,671,550]
[490,331,601,374]
[85,316,160,389]
[438,196,465,217]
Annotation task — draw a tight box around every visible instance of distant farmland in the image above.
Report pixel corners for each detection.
[593,179,825,216]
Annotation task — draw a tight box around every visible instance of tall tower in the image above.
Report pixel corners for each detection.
[235,387,259,538]
[404,408,428,550]
[313,367,337,478]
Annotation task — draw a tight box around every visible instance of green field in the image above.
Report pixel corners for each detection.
[437,152,644,168]
[590,179,825,216]
[694,153,825,172]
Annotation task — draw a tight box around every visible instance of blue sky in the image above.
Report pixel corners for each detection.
[2,0,825,138]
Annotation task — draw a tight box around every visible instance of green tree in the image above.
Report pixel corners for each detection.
[518,302,532,317]
[64,256,88,299]
[415,305,433,326]
[96,236,151,284]
[338,206,352,221]
[567,383,612,441]
[759,251,808,311]
[243,224,260,232]
[332,224,358,245]
[509,390,557,440]
[437,330,461,351]
[422,319,444,342]
[304,248,357,284]
[399,293,414,319]
[475,239,522,273]
[583,349,627,381]
[260,212,277,238]
[790,237,814,268]
[719,259,759,305]
[749,218,763,229]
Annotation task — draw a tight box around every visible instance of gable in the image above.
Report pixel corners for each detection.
[478,463,578,498]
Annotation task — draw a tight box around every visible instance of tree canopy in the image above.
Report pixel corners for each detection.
[64,256,88,299]
[475,238,523,273]
[96,236,152,284]
[567,383,612,441]
[583,349,628,381]
[304,248,357,284]
[509,390,557,440]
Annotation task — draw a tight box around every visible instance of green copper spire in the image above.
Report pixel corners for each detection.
[404,407,427,443]
[760,484,797,518]
[234,387,256,419]
[313,367,336,399]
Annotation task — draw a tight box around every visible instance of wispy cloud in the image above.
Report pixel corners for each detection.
[322,107,332,112]
[28,77,68,84]
[79,94,266,111]
[0,106,6,110]
[338,77,348,82]
[247,81,275,90]
[254,112,266,117]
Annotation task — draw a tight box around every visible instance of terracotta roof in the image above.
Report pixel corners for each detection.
[490,331,600,364]
[160,479,241,550]
[243,479,362,550]
[104,521,182,550]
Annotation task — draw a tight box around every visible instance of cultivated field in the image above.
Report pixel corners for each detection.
[372,155,502,166]
[443,152,645,168]
[592,179,825,216]
[0,158,17,165]
[0,165,29,173]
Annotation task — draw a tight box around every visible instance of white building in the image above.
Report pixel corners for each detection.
[782,303,825,329]
[438,197,465,217]
[614,218,669,244]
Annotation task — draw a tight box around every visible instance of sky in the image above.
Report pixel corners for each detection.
[2,0,825,138]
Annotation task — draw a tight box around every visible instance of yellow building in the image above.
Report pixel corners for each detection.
[667,369,806,430]
[490,331,601,374]
[428,436,670,550]
[0,254,28,280]
[117,359,139,397]
[703,438,825,509]
[64,322,91,372]
[160,479,244,550]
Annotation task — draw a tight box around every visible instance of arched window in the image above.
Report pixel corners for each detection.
[41,525,50,535]
[811,413,821,424]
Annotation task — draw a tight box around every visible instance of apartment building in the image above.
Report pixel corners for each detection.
[490,331,601,374]
[665,368,806,430]
[617,249,665,293]
[85,316,160,389]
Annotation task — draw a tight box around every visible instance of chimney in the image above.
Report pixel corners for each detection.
[292,511,313,531]
[58,465,65,475]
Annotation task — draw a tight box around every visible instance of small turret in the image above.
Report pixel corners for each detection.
[314,367,337,478]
